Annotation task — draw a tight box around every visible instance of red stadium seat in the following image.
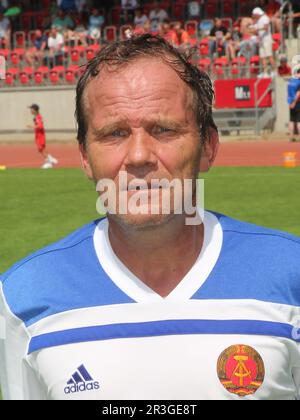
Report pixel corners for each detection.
[103,26,117,43]
[0,48,9,59]
[185,20,198,38]
[272,33,281,52]
[250,55,260,76]
[199,38,209,56]
[52,65,65,75]
[37,66,50,77]
[238,0,251,17]
[34,71,44,85]
[111,6,121,25]
[21,12,34,31]
[222,0,235,18]
[70,48,81,63]
[10,48,25,66]
[143,3,156,16]
[5,72,14,86]
[7,67,19,78]
[221,18,233,32]
[35,12,46,29]
[49,70,60,84]
[205,0,219,19]
[198,57,211,72]
[230,57,246,77]
[19,71,30,85]
[231,63,240,76]
[172,2,186,20]
[13,31,26,48]
[232,56,246,66]
[86,48,95,61]
[65,68,76,84]
[23,66,34,76]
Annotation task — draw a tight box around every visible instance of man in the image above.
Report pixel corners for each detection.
[208,18,231,58]
[173,22,190,52]
[287,69,300,142]
[52,8,74,32]
[47,26,64,67]
[133,7,148,29]
[251,7,276,77]
[0,35,300,400]
[0,9,10,48]
[26,104,58,169]
[25,29,47,66]
[149,2,168,32]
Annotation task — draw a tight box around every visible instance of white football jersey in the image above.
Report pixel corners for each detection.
[0,211,300,400]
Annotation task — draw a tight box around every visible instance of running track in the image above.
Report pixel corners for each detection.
[0,141,300,168]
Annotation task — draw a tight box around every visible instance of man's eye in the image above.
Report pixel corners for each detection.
[111,129,127,137]
[154,126,173,134]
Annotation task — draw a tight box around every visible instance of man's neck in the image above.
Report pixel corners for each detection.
[107,215,204,297]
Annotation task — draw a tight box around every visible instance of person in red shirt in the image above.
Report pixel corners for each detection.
[27,104,58,169]
[278,55,292,77]
[173,22,190,52]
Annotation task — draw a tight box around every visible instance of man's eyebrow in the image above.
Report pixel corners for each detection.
[91,123,123,138]
[91,119,188,137]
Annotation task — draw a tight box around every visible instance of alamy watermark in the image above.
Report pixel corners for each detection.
[0,56,5,80]
[95,171,204,225]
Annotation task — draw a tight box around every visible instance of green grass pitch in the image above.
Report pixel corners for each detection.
[0,166,300,274]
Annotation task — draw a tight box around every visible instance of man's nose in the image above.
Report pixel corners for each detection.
[124,130,157,169]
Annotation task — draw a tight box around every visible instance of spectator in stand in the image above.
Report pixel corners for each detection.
[173,22,190,52]
[187,1,201,19]
[65,16,87,46]
[159,19,177,46]
[290,0,300,37]
[134,7,148,29]
[251,7,276,77]
[278,55,292,77]
[208,18,231,59]
[0,1,8,9]
[149,2,168,33]
[52,9,74,32]
[87,7,104,41]
[47,26,64,67]
[265,0,281,33]
[57,0,77,12]
[25,29,47,66]
[287,70,300,142]
[0,9,10,48]
[74,0,86,13]
[121,0,138,24]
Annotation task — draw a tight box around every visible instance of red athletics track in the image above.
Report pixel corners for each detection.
[0,141,300,168]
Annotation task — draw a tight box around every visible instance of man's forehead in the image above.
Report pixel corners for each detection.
[84,57,193,105]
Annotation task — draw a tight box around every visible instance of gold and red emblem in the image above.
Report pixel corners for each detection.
[217,344,265,397]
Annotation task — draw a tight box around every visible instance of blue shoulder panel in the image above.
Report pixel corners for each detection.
[192,212,300,307]
[1,219,134,327]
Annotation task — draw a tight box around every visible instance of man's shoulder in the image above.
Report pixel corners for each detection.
[1,219,101,285]
[213,211,300,249]
[206,211,300,307]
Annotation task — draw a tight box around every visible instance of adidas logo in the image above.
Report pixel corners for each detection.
[64,364,100,394]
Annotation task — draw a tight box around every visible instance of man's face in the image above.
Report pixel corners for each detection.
[80,58,218,227]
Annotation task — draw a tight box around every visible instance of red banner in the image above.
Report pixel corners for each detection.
[214,78,273,109]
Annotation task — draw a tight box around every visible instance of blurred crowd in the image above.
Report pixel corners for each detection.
[0,0,299,78]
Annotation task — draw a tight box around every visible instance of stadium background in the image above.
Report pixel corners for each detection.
[0,2,300,294]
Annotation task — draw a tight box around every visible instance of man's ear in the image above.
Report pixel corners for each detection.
[79,143,94,180]
[199,127,219,173]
